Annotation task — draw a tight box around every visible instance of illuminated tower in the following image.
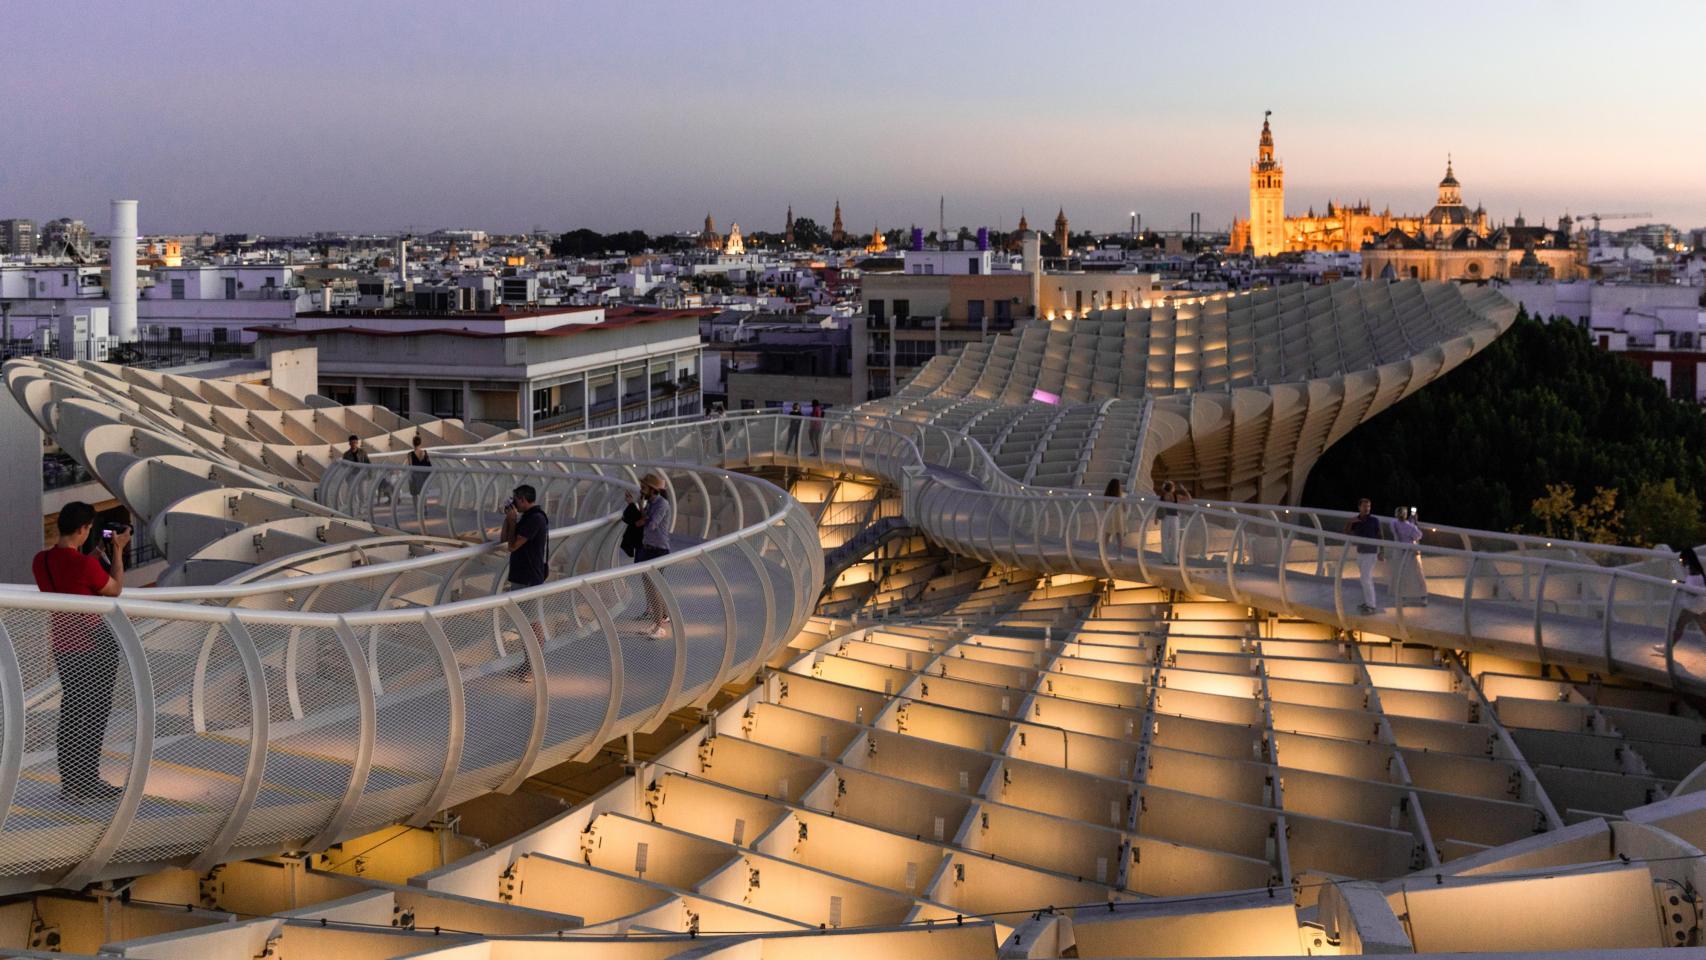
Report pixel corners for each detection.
[865,222,887,254]
[1053,207,1070,257]
[1437,156,1461,207]
[1249,111,1285,257]
[784,204,794,248]
[831,199,845,246]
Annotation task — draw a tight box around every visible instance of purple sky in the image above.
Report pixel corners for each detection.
[6,0,1703,236]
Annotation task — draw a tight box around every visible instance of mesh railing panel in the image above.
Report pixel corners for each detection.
[0,607,137,875]
[228,621,359,851]
[342,617,446,836]
[434,606,534,796]
[110,618,252,865]
[667,556,731,703]
[522,588,613,771]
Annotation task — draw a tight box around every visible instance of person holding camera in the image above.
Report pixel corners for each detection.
[32,501,129,803]
[1390,506,1428,607]
[632,473,673,638]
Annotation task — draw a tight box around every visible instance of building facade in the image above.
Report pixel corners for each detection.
[1361,213,1584,282]
[255,305,705,433]
[1229,115,1500,256]
[0,219,37,256]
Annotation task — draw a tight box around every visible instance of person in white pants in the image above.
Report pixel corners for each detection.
[1344,498,1384,614]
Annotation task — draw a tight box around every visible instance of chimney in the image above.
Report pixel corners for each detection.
[1021,232,1041,314]
[108,200,138,342]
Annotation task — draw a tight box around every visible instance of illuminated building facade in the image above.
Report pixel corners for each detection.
[1229,116,1506,257]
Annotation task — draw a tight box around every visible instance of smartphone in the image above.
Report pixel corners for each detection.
[101,529,114,540]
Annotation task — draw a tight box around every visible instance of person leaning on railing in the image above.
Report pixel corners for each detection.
[31,501,129,803]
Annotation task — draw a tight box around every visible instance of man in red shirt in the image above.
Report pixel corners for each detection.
[32,501,129,803]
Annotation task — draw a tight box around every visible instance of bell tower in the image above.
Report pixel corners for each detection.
[1249,111,1285,257]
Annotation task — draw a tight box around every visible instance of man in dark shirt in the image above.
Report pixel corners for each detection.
[501,485,549,680]
[342,434,370,463]
[1345,498,1384,614]
[503,484,549,587]
[32,501,129,803]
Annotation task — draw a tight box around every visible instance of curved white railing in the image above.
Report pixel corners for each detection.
[0,449,819,892]
[415,413,1706,695]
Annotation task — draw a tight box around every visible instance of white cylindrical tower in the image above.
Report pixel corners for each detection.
[108,199,139,342]
[1021,231,1042,313]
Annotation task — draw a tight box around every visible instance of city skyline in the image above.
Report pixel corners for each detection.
[6,0,1704,235]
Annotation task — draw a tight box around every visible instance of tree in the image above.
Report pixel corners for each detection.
[1304,307,1706,545]
[551,228,607,257]
[550,228,670,257]
[1528,483,1622,544]
[790,217,828,249]
[1625,479,1703,548]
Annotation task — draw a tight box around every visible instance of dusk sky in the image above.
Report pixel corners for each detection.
[7,0,1703,237]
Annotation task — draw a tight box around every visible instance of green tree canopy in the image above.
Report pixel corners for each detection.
[1304,307,1706,545]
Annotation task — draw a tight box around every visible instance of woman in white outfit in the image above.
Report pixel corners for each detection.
[1667,547,1706,656]
[1389,506,1428,606]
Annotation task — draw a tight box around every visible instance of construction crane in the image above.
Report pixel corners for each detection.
[1577,212,1652,245]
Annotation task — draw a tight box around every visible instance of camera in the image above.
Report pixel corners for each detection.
[101,522,130,540]
[501,497,515,512]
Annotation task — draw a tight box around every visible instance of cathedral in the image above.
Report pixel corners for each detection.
[1227,114,1491,255]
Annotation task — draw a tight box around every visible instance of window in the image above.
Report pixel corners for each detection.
[1075,290,1083,314]
[868,299,885,321]
[994,300,1012,321]
[211,328,228,344]
[170,279,185,299]
[968,258,981,275]
[894,298,910,320]
[224,277,237,298]
[966,300,985,324]
[167,327,183,342]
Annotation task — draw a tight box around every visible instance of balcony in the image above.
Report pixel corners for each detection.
[44,453,93,491]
